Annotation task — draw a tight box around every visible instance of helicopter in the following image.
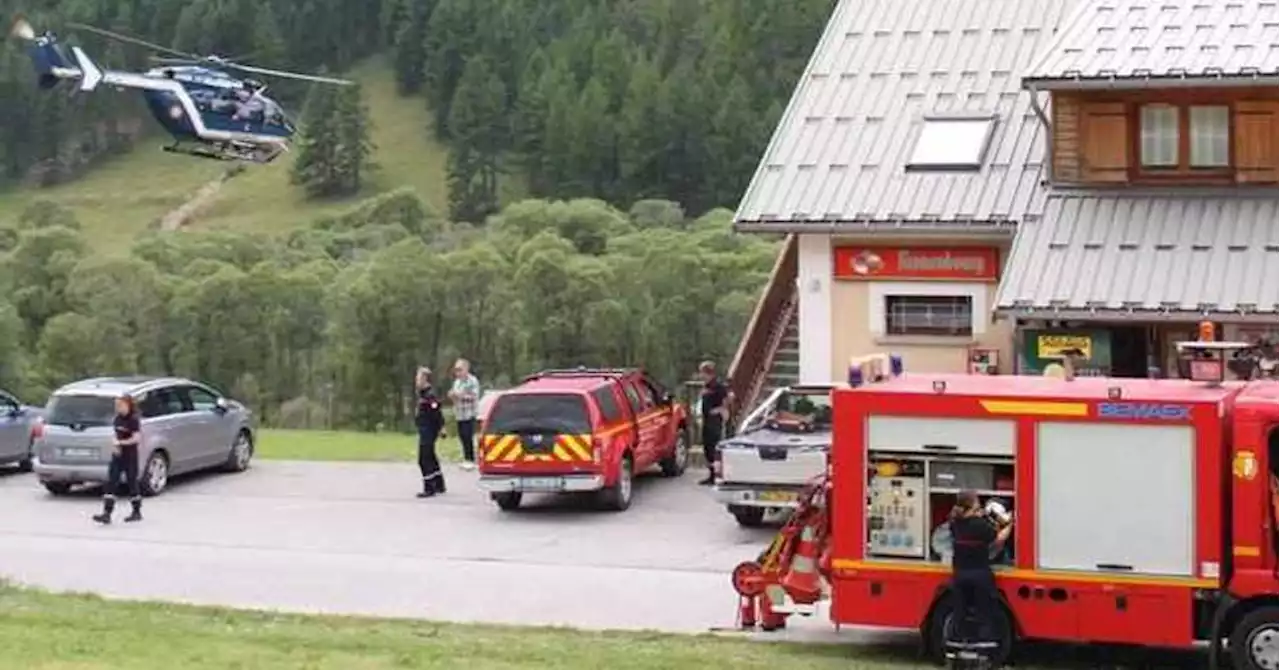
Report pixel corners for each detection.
[7,16,352,164]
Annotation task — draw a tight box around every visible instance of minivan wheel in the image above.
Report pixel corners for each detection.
[140,451,169,496]
[600,455,634,511]
[224,431,253,472]
[42,481,72,496]
[659,431,689,477]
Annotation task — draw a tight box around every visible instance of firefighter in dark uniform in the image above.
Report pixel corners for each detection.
[697,361,731,486]
[948,490,1012,645]
[414,367,447,498]
[93,394,143,524]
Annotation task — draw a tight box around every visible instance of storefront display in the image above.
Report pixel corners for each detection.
[1020,330,1111,376]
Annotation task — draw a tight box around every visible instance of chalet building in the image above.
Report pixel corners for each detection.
[725,0,1278,415]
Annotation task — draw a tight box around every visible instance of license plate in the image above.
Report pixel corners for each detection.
[520,477,562,491]
[759,490,797,503]
[61,448,97,458]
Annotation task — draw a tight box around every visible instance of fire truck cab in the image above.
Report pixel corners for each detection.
[818,351,1278,668]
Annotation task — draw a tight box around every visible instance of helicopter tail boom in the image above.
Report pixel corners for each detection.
[23,34,78,89]
[69,45,102,91]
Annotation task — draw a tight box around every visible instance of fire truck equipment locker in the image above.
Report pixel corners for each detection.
[1035,422,1196,577]
[867,416,1015,457]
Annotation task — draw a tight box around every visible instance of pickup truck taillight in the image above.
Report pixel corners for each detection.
[592,438,603,464]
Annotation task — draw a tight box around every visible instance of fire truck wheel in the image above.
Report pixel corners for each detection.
[491,492,522,511]
[1230,605,1279,670]
[730,505,766,528]
[924,596,1013,667]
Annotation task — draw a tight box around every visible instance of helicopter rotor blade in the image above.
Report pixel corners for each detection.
[222,62,352,86]
[9,15,35,41]
[66,22,194,60]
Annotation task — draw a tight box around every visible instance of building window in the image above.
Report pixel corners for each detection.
[906,116,996,170]
[884,295,973,337]
[1138,103,1232,171]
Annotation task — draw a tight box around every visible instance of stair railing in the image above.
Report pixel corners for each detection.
[738,290,797,431]
[726,233,798,432]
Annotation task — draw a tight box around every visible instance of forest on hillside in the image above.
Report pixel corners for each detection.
[0,0,834,216]
[0,195,779,429]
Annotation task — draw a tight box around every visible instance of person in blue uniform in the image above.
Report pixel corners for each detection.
[93,394,143,524]
[948,490,1012,642]
[414,367,447,498]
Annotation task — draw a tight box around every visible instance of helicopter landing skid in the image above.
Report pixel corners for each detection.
[163,141,283,165]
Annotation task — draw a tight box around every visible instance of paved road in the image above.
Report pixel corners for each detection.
[0,460,868,638]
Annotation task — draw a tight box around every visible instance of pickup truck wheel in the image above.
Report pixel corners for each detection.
[492,492,522,511]
[600,455,633,511]
[730,505,766,528]
[658,431,689,477]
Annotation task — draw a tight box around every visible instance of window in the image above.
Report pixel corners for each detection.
[906,116,996,170]
[1138,103,1231,171]
[622,383,644,416]
[186,386,219,412]
[140,388,187,419]
[885,295,973,337]
[486,394,591,434]
[591,387,624,424]
[0,392,17,413]
[44,395,116,427]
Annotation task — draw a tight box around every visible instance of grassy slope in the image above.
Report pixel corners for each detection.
[0,585,890,670]
[0,58,450,254]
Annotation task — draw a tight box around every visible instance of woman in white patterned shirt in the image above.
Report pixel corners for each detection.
[449,359,481,470]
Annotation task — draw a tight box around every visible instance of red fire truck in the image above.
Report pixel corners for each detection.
[731,345,1278,670]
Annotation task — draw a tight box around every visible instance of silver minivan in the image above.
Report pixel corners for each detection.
[0,388,42,471]
[33,376,255,496]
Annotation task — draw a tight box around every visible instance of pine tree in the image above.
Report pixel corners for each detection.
[445,55,506,218]
[446,145,495,223]
[332,84,375,196]
[290,82,340,198]
[391,0,433,94]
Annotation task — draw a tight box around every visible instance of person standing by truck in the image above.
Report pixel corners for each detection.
[698,361,731,486]
[448,358,481,471]
[414,367,447,498]
[948,490,1012,643]
[92,395,143,524]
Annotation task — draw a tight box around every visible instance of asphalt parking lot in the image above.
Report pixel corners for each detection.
[0,460,849,636]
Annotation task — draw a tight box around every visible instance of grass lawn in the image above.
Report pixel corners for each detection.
[256,428,463,463]
[0,584,905,670]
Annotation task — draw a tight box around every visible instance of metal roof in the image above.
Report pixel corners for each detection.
[733,0,1080,233]
[995,189,1280,321]
[1023,0,1280,89]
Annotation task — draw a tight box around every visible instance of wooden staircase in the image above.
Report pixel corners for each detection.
[726,234,800,429]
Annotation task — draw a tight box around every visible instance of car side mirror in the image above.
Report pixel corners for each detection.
[5,406,21,418]
[214,397,230,413]
[661,392,674,405]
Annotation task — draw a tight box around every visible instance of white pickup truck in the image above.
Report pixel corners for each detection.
[713,385,833,527]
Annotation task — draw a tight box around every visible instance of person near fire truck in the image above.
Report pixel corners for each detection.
[697,360,731,486]
[948,490,1012,643]
[414,366,447,498]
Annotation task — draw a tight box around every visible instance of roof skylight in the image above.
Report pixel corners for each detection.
[906,115,997,170]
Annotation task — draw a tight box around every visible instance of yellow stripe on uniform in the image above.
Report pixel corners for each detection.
[979,400,1088,417]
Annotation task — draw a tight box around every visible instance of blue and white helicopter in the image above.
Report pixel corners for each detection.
[9,16,352,164]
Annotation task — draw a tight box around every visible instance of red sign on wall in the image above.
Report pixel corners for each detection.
[833,246,999,281]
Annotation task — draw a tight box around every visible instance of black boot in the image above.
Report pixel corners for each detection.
[433,476,447,495]
[416,478,436,498]
[124,498,142,522]
[698,472,716,486]
[92,497,115,524]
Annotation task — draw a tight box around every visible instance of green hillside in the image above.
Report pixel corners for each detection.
[0,60,454,253]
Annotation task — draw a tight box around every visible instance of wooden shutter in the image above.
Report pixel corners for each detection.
[1234,100,1278,184]
[1080,102,1129,183]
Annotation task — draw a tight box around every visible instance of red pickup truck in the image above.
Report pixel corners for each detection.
[476,368,690,512]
